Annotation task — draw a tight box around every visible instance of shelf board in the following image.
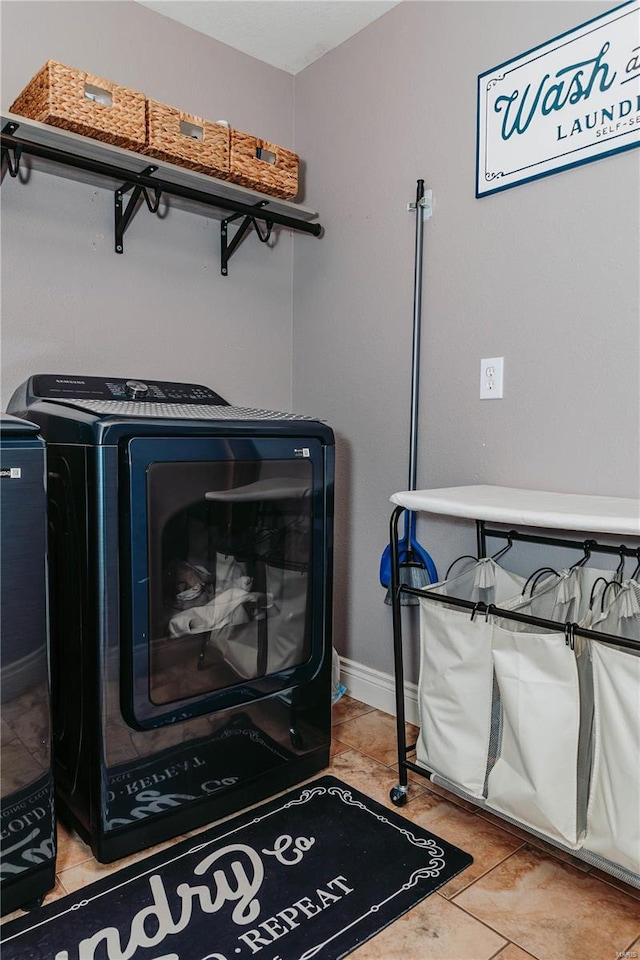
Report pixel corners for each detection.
[1,112,319,224]
[390,485,640,537]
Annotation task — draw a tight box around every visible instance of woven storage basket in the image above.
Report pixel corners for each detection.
[9,60,146,152]
[143,100,230,178]
[229,129,299,199]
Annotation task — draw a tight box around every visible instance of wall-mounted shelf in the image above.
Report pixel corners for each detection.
[1,113,322,275]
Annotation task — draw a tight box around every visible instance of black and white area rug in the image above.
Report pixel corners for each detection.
[1,776,473,960]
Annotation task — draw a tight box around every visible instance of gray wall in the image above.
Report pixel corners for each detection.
[1,1,300,412]
[292,1,640,679]
[2,1,638,686]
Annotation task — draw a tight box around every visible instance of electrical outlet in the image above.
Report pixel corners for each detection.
[480,357,504,399]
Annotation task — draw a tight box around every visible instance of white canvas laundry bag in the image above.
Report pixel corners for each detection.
[584,580,640,877]
[501,563,617,624]
[416,558,525,798]
[487,569,596,848]
[487,624,588,847]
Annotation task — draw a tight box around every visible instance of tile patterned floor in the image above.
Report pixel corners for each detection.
[3,695,640,960]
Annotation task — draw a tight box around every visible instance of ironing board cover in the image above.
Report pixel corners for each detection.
[390,485,640,537]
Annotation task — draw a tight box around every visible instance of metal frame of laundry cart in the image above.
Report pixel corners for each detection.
[386,485,640,887]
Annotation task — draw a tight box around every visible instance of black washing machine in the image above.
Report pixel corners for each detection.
[0,415,56,913]
[9,376,334,863]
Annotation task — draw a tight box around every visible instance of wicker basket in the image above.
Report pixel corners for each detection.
[9,60,146,152]
[143,100,230,178]
[229,129,299,199]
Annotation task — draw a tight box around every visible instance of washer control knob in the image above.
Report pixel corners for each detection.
[125,379,149,399]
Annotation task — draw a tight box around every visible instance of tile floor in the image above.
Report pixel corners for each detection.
[2,695,640,960]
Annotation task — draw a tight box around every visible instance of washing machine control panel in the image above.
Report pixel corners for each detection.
[31,375,229,405]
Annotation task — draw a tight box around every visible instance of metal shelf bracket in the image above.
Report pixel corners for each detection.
[1,121,22,178]
[220,201,271,276]
[114,166,160,254]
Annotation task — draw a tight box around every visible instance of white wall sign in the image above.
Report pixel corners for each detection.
[476,0,640,197]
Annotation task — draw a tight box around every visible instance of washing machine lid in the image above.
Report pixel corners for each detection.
[43,398,317,421]
[0,413,41,436]
[14,374,318,422]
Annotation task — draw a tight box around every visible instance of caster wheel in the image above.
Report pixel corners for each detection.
[390,785,408,806]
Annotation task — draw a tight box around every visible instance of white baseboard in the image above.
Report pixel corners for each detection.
[338,656,419,727]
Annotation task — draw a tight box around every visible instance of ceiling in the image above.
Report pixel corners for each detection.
[136,1,402,75]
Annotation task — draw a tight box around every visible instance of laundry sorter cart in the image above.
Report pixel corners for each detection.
[387,485,640,888]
